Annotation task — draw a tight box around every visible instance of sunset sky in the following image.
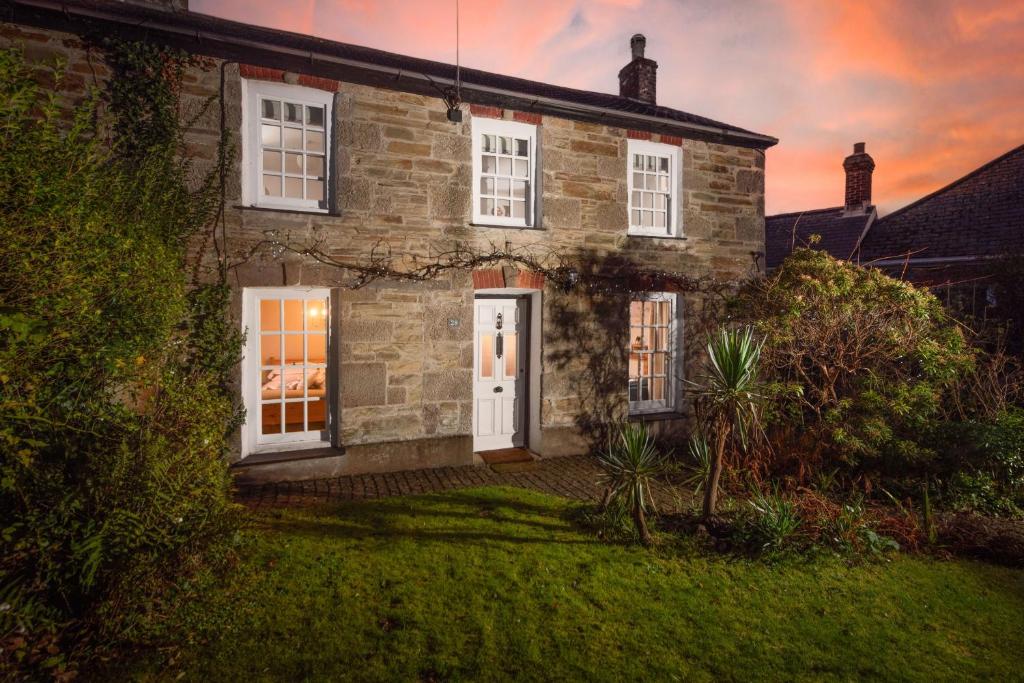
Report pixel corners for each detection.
[193,0,1024,216]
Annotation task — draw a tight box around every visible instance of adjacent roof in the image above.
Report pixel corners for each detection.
[5,0,778,149]
[858,143,1024,263]
[764,206,874,269]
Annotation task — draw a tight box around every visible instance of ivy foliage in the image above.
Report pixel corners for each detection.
[0,43,242,672]
[732,249,974,480]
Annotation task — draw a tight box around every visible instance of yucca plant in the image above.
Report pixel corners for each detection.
[682,431,713,497]
[596,422,664,545]
[689,326,765,521]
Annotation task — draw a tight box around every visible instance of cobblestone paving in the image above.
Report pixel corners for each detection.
[236,454,690,511]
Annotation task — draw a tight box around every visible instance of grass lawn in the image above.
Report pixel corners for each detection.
[125,487,1024,682]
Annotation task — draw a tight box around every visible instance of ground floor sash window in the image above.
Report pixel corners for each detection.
[242,287,331,455]
[628,292,678,414]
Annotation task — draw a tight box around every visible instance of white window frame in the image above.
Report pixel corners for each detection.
[627,139,682,238]
[241,287,332,457]
[628,291,680,415]
[471,117,537,228]
[241,79,333,213]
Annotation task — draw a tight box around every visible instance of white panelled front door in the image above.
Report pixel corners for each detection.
[473,298,527,451]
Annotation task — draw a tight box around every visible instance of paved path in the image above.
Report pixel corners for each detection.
[236,454,691,511]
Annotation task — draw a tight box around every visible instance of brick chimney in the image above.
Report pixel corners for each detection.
[843,142,875,213]
[618,34,657,104]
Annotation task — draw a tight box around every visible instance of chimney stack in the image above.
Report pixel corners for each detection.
[843,142,875,213]
[619,34,658,104]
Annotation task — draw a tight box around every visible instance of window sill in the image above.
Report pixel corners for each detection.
[628,410,687,422]
[236,204,338,217]
[234,445,345,467]
[626,232,687,240]
[471,222,541,231]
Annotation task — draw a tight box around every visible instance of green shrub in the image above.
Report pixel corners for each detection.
[0,45,241,673]
[732,249,973,482]
[738,488,801,552]
[928,407,1024,516]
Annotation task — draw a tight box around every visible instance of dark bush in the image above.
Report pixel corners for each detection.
[732,249,973,484]
[0,46,242,674]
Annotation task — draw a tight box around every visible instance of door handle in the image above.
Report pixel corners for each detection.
[493,386,503,393]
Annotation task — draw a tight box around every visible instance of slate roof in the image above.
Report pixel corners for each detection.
[764,206,874,269]
[858,143,1024,262]
[6,0,777,149]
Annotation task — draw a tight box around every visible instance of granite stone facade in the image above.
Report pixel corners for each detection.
[2,17,769,479]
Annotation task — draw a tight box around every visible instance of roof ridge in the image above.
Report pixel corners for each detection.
[875,142,1024,224]
[766,206,844,219]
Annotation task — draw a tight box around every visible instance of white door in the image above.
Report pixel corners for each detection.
[473,298,527,451]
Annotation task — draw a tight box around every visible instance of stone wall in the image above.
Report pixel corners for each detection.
[2,20,767,472]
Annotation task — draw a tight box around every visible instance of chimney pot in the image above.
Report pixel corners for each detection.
[619,34,658,104]
[843,142,875,213]
[631,34,646,60]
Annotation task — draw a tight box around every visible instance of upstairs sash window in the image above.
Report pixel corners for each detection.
[472,117,537,228]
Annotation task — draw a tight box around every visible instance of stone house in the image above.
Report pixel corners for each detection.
[2,0,777,481]
[767,142,1024,322]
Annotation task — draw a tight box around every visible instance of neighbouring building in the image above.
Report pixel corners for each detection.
[2,0,777,481]
[767,142,1024,322]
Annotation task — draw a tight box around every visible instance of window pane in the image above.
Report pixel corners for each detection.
[306,299,327,331]
[496,178,510,197]
[306,367,327,395]
[307,155,325,178]
[499,137,511,155]
[307,179,324,202]
[515,139,528,157]
[655,194,666,210]
[504,333,517,378]
[630,326,644,349]
[654,212,666,228]
[307,333,327,364]
[646,156,656,171]
[642,211,653,227]
[284,102,301,123]
[480,177,494,195]
[261,99,280,121]
[633,155,643,169]
[285,177,303,199]
[306,130,324,153]
[642,193,653,208]
[307,399,326,431]
[512,201,525,219]
[480,334,493,378]
[653,353,666,375]
[263,175,281,197]
[261,334,281,364]
[498,158,512,175]
[306,105,324,127]
[285,401,304,433]
[261,402,282,435]
[283,128,302,150]
[285,153,303,175]
[263,150,282,173]
[260,299,280,331]
[483,135,495,153]
[481,197,494,215]
[482,156,496,173]
[496,199,511,217]
[513,181,526,200]
[284,335,303,365]
[631,191,641,208]
[651,378,666,401]
[283,300,303,331]
[261,369,282,400]
[658,175,669,192]
[631,209,641,226]
[633,172,644,187]
[660,157,669,172]
[514,159,529,178]
[646,174,658,190]
[658,301,671,322]
[261,124,281,147]
[630,302,643,324]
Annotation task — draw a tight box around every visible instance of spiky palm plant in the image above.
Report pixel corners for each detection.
[683,431,713,497]
[596,422,664,545]
[690,326,765,521]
